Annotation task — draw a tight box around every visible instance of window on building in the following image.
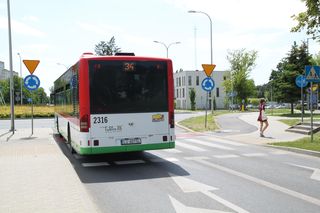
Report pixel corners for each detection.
[176,78,179,87]
[188,76,192,86]
[196,76,199,86]
[216,87,220,97]
[176,89,179,98]
[209,92,211,98]
[182,76,185,86]
[179,77,181,87]
[223,76,227,81]
[182,88,185,98]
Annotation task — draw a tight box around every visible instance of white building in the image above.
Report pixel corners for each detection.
[0,61,18,80]
[174,69,230,109]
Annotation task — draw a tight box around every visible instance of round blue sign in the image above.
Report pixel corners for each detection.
[201,77,215,92]
[295,75,308,88]
[24,74,40,91]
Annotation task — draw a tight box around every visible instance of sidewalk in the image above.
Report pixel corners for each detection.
[220,113,306,144]
[0,128,99,213]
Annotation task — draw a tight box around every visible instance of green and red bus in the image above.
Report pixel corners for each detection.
[53,53,175,155]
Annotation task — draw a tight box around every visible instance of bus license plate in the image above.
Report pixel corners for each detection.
[121,138,142,145]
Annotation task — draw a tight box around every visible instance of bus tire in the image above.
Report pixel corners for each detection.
[67,124,75,154]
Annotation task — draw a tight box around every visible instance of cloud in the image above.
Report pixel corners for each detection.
[77,22,123,36]
[0,17,45,37]
[22,16,39,23]
[165,0,306,31]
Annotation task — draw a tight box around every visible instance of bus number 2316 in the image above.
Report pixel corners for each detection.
[93,116,108,124]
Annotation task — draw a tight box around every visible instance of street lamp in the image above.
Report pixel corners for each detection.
[17,53,23,105]
[56,63,69,69]
[7,0,14,132]
[153,41,181,58]
[188,10,213,64]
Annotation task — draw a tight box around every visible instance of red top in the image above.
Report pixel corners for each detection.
[257,103,266,121]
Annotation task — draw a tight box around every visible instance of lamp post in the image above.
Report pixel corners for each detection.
[188,10,213,64]
[17,53,23,105]
[153,41,181,58]
[57,63,69,69]
[7,0,14,132]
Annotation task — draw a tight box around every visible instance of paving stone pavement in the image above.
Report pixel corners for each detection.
[0,128,99,213]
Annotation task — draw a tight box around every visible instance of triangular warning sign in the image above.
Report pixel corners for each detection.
[23,60,40,74]
[202,64,216,77]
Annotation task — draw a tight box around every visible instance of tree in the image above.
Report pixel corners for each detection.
[94,36,121,56]
[0,76,49,105]
[269,41,311,114]
[310,51,320,65]
[291,0,320,38]
[223,49,258,105]
[189,88,196,111]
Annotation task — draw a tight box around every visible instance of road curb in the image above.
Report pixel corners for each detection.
[264,144,320,158]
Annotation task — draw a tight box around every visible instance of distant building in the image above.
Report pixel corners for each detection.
[0,61,18,80]
[174,69,230,110]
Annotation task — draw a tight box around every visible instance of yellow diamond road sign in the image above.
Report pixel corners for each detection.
[23,60,40,74]
[202,64,216,77]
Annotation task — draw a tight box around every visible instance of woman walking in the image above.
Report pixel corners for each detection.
[257,99,269,137]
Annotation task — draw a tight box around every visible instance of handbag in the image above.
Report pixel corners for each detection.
[261,110,267,121]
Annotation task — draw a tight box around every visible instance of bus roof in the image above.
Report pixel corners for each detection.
[80,52,171,62]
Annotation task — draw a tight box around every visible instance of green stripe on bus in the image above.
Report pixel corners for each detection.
[78,142,175,155]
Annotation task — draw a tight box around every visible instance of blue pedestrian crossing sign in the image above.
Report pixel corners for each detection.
[201,77,215,92]
[305,66,320,82]
[24,74,40,91]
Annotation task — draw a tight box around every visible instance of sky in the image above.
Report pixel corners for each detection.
[0,0,318,95]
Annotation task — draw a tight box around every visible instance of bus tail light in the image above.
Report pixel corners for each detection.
[80,115,89,132]
[169,112,174,128]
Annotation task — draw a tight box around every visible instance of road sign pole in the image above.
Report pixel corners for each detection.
[205,91,208,128]
[31,92,34,136]
[301,84,304,124]
[311,82,313,142]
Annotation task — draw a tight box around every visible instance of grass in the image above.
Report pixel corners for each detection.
[0,105,54,118]
[271,134,320,152]
[178,113,218,132]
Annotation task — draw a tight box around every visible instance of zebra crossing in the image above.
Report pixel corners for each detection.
[75,136,290,168]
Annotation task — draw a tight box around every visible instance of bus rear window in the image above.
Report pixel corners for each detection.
[89,60,168,114]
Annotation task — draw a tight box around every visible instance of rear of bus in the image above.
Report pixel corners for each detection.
[80,55,175,154]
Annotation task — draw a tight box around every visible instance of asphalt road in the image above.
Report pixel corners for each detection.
[3,115,320,212]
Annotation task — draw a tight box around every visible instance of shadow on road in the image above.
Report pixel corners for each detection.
[53,134,189,184]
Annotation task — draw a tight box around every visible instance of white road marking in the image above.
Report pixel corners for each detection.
[170,174,249,213]
[186,157,320,207]
[150,157,179,163]
[176,141,206,152]
[207,138,247,147]
[169,195,229,213]
[114,160,145,165]
[186,139,234,150]
[213,155,240,159]
[287,163,320,182]
[242,153,267,157]
[82,162,110,167]
[163,149,183,153]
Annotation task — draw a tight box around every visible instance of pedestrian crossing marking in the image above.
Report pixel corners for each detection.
[82,162,110,167]
[213,155,240,159]
[184,138,234,150]
[176,141,206,152]
[150,157,179,163]
[242,153,267,157]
